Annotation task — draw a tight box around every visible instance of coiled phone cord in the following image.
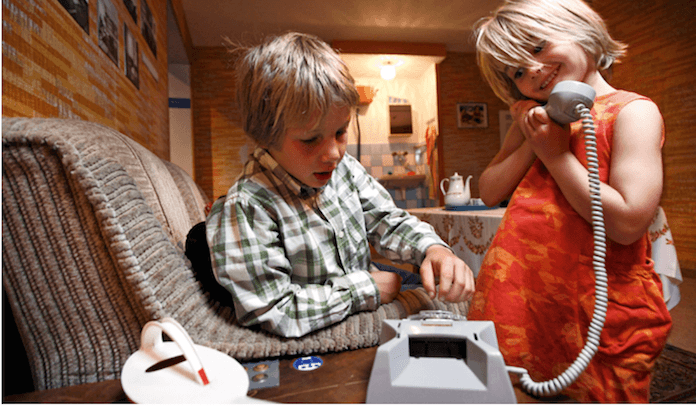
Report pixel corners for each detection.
[507,104,609,397]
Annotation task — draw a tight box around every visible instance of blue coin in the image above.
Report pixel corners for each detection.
[292,356,323,371]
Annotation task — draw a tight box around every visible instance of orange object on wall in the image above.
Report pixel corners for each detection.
[357,86,376,105]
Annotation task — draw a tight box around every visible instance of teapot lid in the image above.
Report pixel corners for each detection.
[451,172,461,179]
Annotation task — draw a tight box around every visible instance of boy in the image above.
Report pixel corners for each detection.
[206,32,474,338]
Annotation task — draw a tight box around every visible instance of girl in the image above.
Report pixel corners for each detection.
[467,0,672,402]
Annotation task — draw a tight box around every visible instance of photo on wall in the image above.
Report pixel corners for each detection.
[58,0,89,34]
[97,0,119,66]
[123,0,137,23]
[141,0,157,58]
[124,23,140,89]
[457,102,488,128]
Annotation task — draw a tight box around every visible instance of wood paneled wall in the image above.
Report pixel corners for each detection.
[2,0,169,159]
[436,52,507,208]
[436,0,696,272]
[191,46,247,200]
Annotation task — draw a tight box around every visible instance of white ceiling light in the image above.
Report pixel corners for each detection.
[378,57,404,81]
[380,62,396,80]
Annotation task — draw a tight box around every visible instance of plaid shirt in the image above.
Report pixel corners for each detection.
[206,147,447,337]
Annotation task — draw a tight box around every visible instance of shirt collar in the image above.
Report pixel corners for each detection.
[253,147,322,198]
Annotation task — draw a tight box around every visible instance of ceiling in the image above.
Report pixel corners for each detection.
[169,0,504,78]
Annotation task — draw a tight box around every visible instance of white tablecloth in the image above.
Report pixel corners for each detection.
[408,207,505,278]
[409,206,682,309]
[648,206,683,309]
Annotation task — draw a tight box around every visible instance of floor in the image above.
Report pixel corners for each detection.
[667,274,696,353]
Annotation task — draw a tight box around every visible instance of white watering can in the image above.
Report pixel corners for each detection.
[440,173,472,207]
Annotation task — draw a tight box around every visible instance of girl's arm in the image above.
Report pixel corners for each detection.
[522,100,663,245]
[479,101,538,206]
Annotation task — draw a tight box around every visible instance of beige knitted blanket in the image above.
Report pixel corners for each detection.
[2,117,469,391]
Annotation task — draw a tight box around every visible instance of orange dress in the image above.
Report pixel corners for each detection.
[468,91,672,403]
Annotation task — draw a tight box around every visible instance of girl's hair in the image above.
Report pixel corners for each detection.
[474,0,627,105]
[230,32,359,148]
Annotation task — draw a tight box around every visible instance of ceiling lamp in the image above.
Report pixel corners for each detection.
[379,57,403,81]
[380,61,396,80]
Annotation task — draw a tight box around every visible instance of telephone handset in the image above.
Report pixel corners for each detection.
[509,80,609,397]
[544,80,596,124]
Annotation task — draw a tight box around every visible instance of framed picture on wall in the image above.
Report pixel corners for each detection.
[97,0,119,66]
[124,23,139,89]
[457,102,488,128]
[123,0,137,23]
[141,0,157,58]
[58,0,89,34]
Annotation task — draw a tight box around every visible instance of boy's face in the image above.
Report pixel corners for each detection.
[506,40,594,102]
[269,104,351,189]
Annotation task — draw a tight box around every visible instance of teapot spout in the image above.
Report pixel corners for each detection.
[464,175,473,190]
[463,175,472,203]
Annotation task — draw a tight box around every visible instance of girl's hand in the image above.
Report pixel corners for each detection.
[478,100,538,206]
[519,104,571,167]
[370,270,402,304]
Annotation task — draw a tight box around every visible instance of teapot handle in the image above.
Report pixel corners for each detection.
[440,178,449,196]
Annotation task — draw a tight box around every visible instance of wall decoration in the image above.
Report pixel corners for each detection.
[141,0,157,58]
[123,0,137,23]
[141,50,159,82]
[124,23,140,89]
[97,0,119,66]
[389,105,413,135]
[457,102,488,128]
[58,0,89,34]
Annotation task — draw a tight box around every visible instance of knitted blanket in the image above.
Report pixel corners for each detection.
[2,117,469,390]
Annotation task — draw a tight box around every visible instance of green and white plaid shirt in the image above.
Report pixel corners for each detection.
[206,147,447,337]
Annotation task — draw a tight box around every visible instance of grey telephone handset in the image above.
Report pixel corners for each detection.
[365,81,606,403]
[508,80,608,397]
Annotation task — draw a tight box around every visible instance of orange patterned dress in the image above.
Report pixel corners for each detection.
[468,91,672,403]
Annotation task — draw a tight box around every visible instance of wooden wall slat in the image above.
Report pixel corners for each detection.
[2,0,170,160]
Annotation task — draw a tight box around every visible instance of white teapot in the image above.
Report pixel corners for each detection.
[440,173,472,207]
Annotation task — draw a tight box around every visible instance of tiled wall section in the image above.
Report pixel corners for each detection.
[2,0,170,159]
[347,143,437,209]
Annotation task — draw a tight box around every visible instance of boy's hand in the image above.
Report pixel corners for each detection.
[419,245,474,303]
[370,270,402,304]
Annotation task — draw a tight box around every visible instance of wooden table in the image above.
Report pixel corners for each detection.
[408,207,506,277]
[3,346,572,403]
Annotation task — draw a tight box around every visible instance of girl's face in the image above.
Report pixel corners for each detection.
[269,104,351,189]
[506,40,594,102]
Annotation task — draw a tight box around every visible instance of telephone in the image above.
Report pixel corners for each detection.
[510,80,608,397]
[365,81,606,402]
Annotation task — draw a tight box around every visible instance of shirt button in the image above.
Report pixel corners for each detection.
[338,231,345,238]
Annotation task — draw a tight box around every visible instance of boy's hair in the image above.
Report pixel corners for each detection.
[230,32,359,148]
[474,0,627,105]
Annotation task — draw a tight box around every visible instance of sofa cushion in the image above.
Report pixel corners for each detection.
[3,118,195,248]
[162,160,209,227]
